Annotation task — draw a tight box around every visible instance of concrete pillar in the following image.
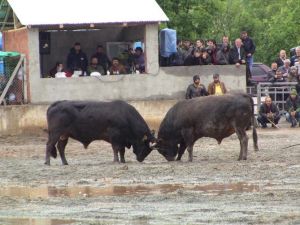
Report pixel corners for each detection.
[145,23,159,75]
[27,28,40,103]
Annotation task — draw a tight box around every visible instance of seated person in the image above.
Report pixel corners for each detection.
[109,57,127,75]
[267,62,278,82]
[133,47,145,73]
[87,57,104,76]
[66,42,88,76]
[185,75,208,99]
[287,66,299,82]
[286,89,300,127]
[49,62,65,78]
[91,45,111,75]
[207,73,227,95]
[257,96,280,128]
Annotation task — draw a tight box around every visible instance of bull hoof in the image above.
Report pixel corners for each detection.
[120,159,126,163]
[62,162,69,166]
[254,147,259,152]
[44,161,50,166]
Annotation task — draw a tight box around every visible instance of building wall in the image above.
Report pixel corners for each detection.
[2,27,30,100]
[29,64,246,104]
[0,100,177,135]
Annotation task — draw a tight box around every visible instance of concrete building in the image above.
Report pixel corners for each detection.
[2,0,246,104]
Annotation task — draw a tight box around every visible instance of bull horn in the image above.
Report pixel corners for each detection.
[150,142,158,150]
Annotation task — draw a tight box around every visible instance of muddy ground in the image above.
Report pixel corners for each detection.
[0,123,299,225]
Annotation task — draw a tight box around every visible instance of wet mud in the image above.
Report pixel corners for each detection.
[0,126,299,224]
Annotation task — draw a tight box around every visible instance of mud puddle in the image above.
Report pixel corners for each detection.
[0,218,76,225]
[0,182,269,199]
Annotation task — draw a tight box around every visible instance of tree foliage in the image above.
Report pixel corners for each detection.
[156,0,300,65]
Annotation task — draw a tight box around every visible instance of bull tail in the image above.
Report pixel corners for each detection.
[250,96,259,151]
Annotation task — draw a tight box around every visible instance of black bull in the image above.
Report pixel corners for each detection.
[45,100,155,165]
[155,93,259,161]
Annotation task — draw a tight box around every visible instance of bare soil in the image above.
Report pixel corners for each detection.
[0,124,299,225]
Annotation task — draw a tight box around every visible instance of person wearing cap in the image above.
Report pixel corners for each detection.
[207,73,227,95]
[66,42,88,76]
[285,89,300,127]
[185,75,208,99]
[257,96,280,128]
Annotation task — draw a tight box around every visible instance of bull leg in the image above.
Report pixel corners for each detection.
[236,129,249,160]
[119,147,126,163]
[187,143,195,162]
[176,141,187,161]
[57,138,69,165]
[112,145,120,163]
[45,132,62,165]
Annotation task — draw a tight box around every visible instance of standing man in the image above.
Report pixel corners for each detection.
[66,42,88,76]
[229,38,246,66]
[257,96,280,128]
[286,89,300,127]
[207,73,227,95]
[186,75,208,99]
[240,31,256,73]
[291,46,300,66]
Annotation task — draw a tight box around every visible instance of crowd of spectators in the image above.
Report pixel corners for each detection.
[161,31,255,73]
[48,43,145,78]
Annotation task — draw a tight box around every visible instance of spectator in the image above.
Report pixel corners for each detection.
[257,96,280,128]
[287,66,299,82]
[49,62,66,78]
[87,57,104,76]
[240,31,256,72]
[291,46,300,66]
[275,50,287,67]
[184,49,202,66]
[195,39,205,51]
[200,48,212,65]
[267,62,278,82]
[206,39,217,64]
[185,75,208,99]
[217,35,230,50]
[171,40,185,66]
[229,38,246,66]
[66,42,88,76]
[286,89,300,127]
[216,43,230,65]
[279,59,291,78]
[181,40,194,60]
[92,45,111,75]
[133,47,145,73]
[207,73,227,95]
[270,69,286,82]
[109,57,127,75]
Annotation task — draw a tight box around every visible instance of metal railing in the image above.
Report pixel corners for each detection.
[0,54,26,105]
[256,82,298,114]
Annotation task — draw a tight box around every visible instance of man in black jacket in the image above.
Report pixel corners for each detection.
[229,38,246,66]
[66,42,88,76]
[185,75,208,99]
[257,96,280,128]
[241,31,256,72]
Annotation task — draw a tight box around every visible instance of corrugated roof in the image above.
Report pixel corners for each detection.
[7,0,169,26]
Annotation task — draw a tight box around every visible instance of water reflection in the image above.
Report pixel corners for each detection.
[0,218,76,225]
[0,182,265,199]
